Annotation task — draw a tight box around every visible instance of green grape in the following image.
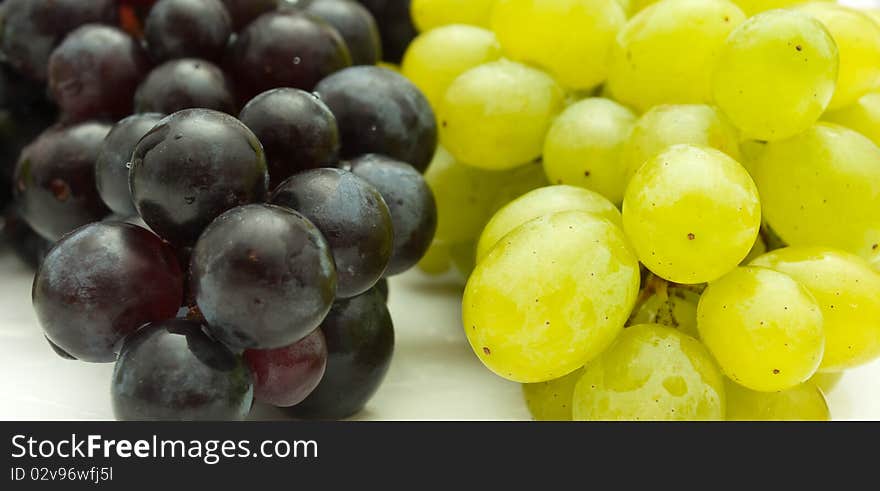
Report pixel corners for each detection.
[418,239,453,275]
[522,368,584,421]
[622,144,761,284]
[449,240,477,279]
[810,372,843,394]
[542,98,637,205]
[487,161,550,213]
[463,211,640,383]
[754,123,880,259]
[824,92,880,147]
[410,0,495,31]
[439,60,565,170]
[490,0,627,90]
[697,266,825,392]
[572,324,726,421]
[476,185,623,263]
[401,24,502,110]
[711,10,838,141]
[750,246,880,372]
[606,0,746,113]
[628,285,701,339]
[732,0,829,16]
[797,2,880,110]
[738,140,766,178]
[725,379,830,421]
[620,104,742,182]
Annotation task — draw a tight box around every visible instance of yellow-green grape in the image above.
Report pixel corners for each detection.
[738,140,766,177]
[490,0,627,90]
[797,2,880,110]
[620,104,741,181]
[628,286,700,338]
[742,234,767,265]
[572,324,725,421]
[725,379,830,421]
[376,62,400,73]
[449,241,477,279]
[606,0,746,113]
[697,266,825,392]
[824,92,880,147]
[410,0,495,31]
[750,246,880,372]
[476,185,622,263]
[542,98,637,205]
[627,0,661,13]
[622,144,760,284]
[401,25,502,110]
[754,123,880,259]
[487,161,550,213]
[439,60,565,170]
[810,372,843,394]
[711,9,838,141]
[732,0,828,16]
[523,368,584,421]
[463,211,640,383]
[417,239,453,275]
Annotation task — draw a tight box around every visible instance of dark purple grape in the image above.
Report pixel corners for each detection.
[47,25,149,122]
[355,0,414,63]
[226,11,352,102]
[284,285,393,420]
[346,154,436,276]
[190,203,337,350]
[376,277,388,302]
[129,109,268,246]
[239,88,339,188]
[33,222,184,363]
[315,66,436,173]
[46,336,76,360]
[0,0,118,81]
[243,328,327,407]
[0,206,53,268]
[134,59,236,114]
[221,0,279,31]
[14,122,112,241]
[272,168,392,298]
[144,0,232,63]
[95,113,165,216]
[111,319,253,421]
[301,0,382,66]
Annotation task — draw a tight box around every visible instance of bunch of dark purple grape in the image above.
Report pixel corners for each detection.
[0,0,433,421]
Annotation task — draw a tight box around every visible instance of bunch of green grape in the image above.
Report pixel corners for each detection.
[402,0,880,420]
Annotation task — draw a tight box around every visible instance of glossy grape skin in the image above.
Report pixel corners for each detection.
[712,10,838,141]
[190,204,337,350]
[355,0,416,63]
[522,368,583,421]
[754,123,880,259]
[346,154,437,276]
[476,185,622,264]
[301,0,382,66]
[732,0,830,16]
[824,91,880,147]
[112,319,253,421]
[46,336,77,361]
[491,0,625,90]
[47,25,149,122]
[284,285,393,420]
[623,144,761,285]
[0,0,118,81]
[315,66,437,173]
[375,278,389,302]
[751,247,880,372]
[227,11,352,102]
[272,168,393,299]
[95,113,165,216]
[725,379,829,421]
[440,60,564,171]
[14,122,111,241]
[130,109,269,246]
[239,88,340,188]
[144,0,232,63]
[797,2,880,110]
[542,98,637,205]
[606,0,746,113]
[221,0,279,31]
[697,266,825,392]
[628,285,701,339]
[401,24,502,110]
[464,211,641,383]
[244,329,327,408]
[572,324,726,421]
[411,0,493,31]
[134,59,236,115]
[811,371,843,394]
[33,222,184,363]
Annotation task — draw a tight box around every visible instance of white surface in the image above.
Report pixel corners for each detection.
[1,249,878,421]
